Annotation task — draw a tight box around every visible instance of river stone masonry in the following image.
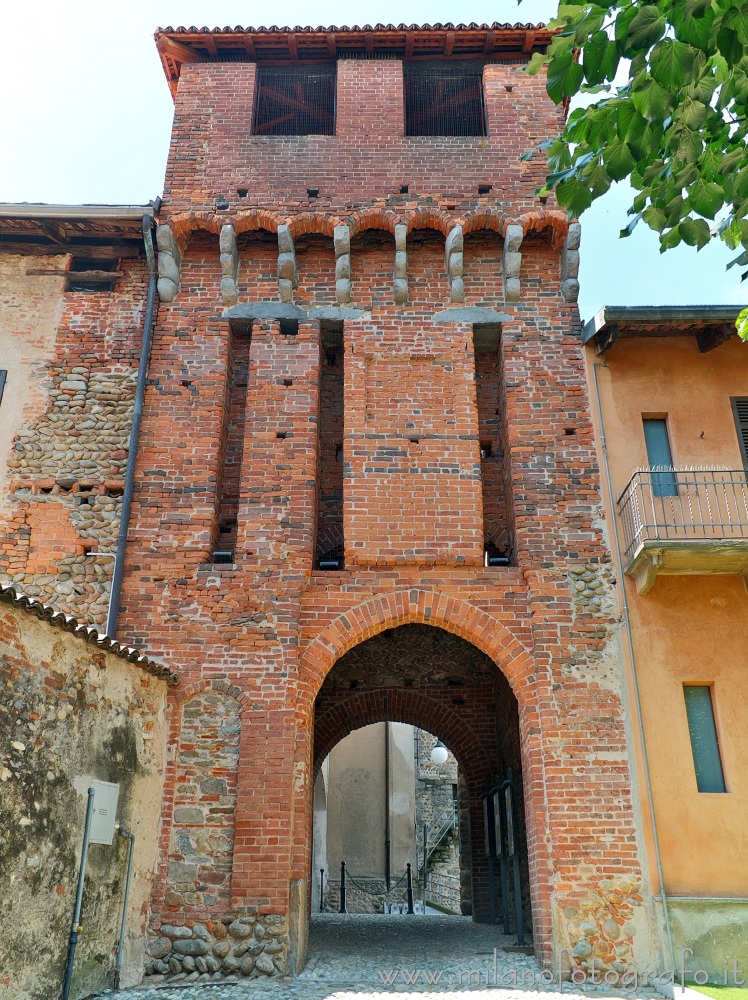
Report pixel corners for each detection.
[144,915,289,982]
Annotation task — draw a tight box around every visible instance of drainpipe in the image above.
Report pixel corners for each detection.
[62,788,96,1000]
[592,362,676,971]
[384,721,391,891]
[113,824,135,991]
[106,215,158,639]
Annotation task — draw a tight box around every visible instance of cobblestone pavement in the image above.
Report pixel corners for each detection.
[101,914,663,1000]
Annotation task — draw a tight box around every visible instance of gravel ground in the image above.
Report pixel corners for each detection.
[99,913,665,1000]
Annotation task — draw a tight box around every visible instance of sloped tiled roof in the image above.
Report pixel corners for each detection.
[0,582,177,685]
[155,22,553,96]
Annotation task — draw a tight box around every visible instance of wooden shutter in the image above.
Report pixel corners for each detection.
[732,398,748,468]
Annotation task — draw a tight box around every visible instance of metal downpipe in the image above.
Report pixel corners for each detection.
[591,362,676,971]
[106,215,158,639]
[113,825,135,991]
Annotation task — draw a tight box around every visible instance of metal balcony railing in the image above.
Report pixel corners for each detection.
[618,469,748,565]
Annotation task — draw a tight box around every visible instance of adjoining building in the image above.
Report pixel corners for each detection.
[0,21,746,996]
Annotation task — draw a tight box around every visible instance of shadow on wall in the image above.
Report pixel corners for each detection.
[0,599,169,1000]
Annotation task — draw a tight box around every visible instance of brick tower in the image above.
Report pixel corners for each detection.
[0,22,656,982]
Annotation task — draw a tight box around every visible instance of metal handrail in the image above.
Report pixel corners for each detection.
[617,468,748,564]
[426,871,460,911]
[416,800,458,875]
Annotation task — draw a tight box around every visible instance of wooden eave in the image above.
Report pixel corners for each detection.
[581,306,742,355]
[0,210,151,257]
[155,23,554,98]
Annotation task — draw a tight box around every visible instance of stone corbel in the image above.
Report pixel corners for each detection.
[445,225,464,303]
[334,224,351,304]
[502,225,523,303]
[277,224,299,303]
[219,224,239,305]
[561,222,581,303]
[393,224,408,304]
[156,225,181,303]
[632,548,664,595]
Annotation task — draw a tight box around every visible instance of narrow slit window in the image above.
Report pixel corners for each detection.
[404,63,487,137]
[643,418,678,497]
[315,323,344,570]
[683,685,727,793]
[253,65,336,136]
[0,370,6,407]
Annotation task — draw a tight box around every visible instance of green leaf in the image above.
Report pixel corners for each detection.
[581,160,612,196]
[643,205,667,232]
[684,0,712,16]
[583,30,620,85]
[525,51,549,76]
[679,217,711,248]
[687,179,725,218]
[620,212,643,237]
[555,176,594,216]
[546,50,585,103]
[721,3,748,45]
[602,137,637,180]
[632,79,674,122]
[736,307,748,341]
[626,6,667,51]
[650,40,700,89]
[672,4,715,48]
[660,227,683,251]
[717,26,743,66]
[680,97,709,131]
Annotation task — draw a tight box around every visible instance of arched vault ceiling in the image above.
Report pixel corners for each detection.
[317,623,497,695]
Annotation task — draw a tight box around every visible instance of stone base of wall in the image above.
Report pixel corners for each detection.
[663,900,748,981]
[144,914,288,982]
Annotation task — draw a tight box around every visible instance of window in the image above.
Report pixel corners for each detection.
[683,685,727,793]
[253,65,336,135]
[66,257,118,293]
[0,370,6,407]
[732,398,748,468]
[404,62,487,136]
[643,418,678,497]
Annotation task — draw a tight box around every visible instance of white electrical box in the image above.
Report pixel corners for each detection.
[89,780,120,845]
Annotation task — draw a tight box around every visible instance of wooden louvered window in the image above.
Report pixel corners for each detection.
[253,65,336,136]
[404,62,487,137]
[732,398,748,468]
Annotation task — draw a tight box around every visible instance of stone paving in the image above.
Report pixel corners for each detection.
[100,914,664,1000]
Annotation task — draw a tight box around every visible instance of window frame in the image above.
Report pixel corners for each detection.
[252,63,337,137]
[682,684,727,794]
[403,60,488,138]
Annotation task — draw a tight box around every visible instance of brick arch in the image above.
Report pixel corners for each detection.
[286,212,337,238]
[346,208,400,237]
[299,589,534,704]
[460,208,513,237]
[313,688,494,782]
[234,210,282,235]
[516,208,569,249]
[170,676,248,709]
[169,211,225,242]
[404,208,453,237]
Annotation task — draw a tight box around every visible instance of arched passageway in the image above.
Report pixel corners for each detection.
[311,624,532,936]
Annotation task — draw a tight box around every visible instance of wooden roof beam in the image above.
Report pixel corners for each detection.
[444,31,455,56]
[243,34,256,58]
[157,35,205,65]
[483,30,496,54]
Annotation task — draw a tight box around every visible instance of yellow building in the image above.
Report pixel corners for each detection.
[583,306,748,980]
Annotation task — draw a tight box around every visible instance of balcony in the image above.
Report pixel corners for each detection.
[617,469,748,593]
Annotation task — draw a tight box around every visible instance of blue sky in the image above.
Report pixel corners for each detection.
[1,0,744,321]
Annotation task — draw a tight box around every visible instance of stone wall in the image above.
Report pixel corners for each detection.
[0,253,147,627]
[0,593,169,999]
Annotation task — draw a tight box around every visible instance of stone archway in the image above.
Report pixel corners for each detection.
[308,622,538,948]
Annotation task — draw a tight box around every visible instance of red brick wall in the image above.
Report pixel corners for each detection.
[162,59,563,216]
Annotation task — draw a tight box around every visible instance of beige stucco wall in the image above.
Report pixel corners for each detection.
[324,722,416,879]
[0,602,169,999]
[587,335,748,899]
[0,255,66,520]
